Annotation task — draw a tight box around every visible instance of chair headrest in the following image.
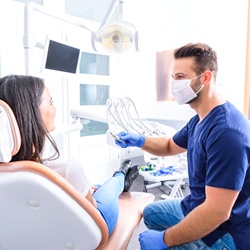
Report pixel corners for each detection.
[0,100,21,163]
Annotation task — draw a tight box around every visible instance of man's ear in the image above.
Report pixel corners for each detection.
[202,70,213,85]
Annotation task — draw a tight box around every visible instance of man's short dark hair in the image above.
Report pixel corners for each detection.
[174,43,218,78]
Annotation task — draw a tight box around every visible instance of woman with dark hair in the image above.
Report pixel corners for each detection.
[0,74,139,236]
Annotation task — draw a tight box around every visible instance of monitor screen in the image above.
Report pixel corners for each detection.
[44,39,80,74]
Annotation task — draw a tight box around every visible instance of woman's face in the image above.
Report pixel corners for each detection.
[39,86,56,132]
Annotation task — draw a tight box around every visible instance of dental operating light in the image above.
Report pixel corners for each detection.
[92,0,139,53]
[93,21,138,53]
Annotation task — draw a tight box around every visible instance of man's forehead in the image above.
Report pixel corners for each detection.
[172,58,194,72]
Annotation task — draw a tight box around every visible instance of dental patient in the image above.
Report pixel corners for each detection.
[0,74,139,236]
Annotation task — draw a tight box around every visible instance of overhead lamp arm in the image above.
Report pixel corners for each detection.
[117,0,124,21]
[98,0,120,31]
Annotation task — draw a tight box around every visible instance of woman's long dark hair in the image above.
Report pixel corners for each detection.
[0,75,59,163]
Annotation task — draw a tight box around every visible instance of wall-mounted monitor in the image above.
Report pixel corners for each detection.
[42,37,81,74]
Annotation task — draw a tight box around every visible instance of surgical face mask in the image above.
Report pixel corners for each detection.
[171,74,203,105]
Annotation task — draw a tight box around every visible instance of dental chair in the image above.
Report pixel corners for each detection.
[0,100,154,250]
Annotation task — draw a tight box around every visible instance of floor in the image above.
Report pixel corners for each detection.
[126,175,190,250]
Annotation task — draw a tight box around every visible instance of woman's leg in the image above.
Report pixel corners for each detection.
[93,172,124,235]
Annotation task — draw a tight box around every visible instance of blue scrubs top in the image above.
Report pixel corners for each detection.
[173,102,250,250]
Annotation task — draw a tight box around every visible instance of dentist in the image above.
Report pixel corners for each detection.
[115,43,250,250]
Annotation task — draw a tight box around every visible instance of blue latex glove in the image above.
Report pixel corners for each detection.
[115,131,145,148]
[139,230,168,250]
[150,166,176,176]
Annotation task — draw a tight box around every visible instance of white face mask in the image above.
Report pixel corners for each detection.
[171,74,203,105]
